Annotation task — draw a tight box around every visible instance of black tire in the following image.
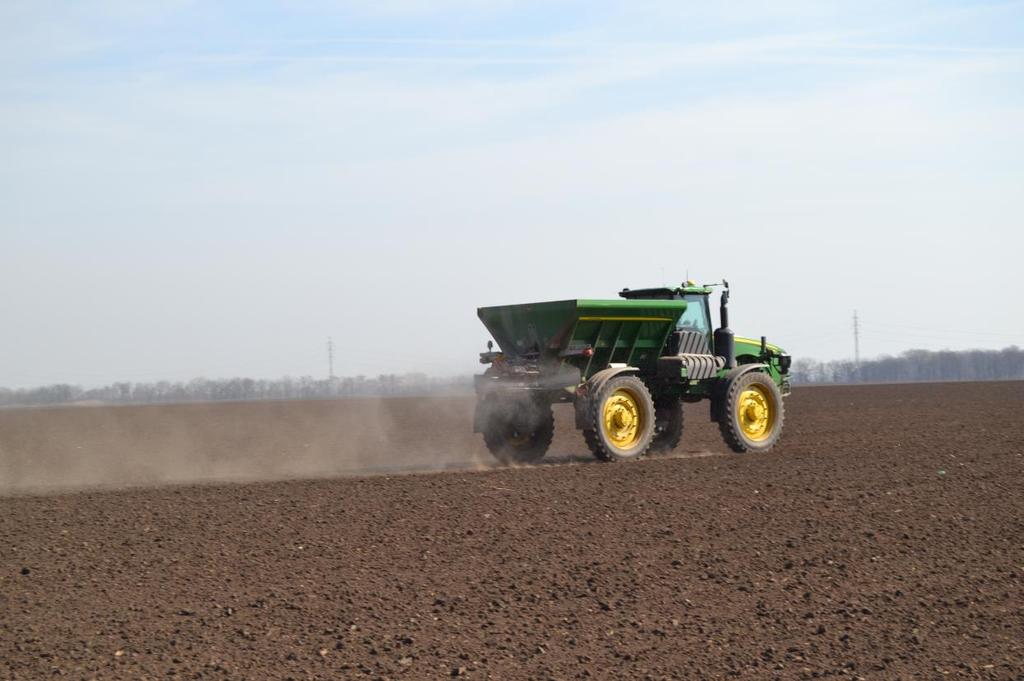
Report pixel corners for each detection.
[481,396,554,465]
[582,375,656,462]
[650,394,684,453]
[717,371,785,453]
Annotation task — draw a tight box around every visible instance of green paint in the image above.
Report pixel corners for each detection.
[478,299,686,379]
[477,290,789,393]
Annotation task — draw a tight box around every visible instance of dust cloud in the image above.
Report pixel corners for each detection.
[0,397,495,495]
[0,398,728,495]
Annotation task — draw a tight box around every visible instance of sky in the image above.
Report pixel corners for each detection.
[1,1,1023,388]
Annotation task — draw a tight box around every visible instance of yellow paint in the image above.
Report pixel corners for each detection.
[506,430,530,446]
[602,388,645,449]
[578,316,674,323]
[737,384,777,441]
[735,336,784,353]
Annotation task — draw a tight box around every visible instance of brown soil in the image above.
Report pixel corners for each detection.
[1,382,1023,679]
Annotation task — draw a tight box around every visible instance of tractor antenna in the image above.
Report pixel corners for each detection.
[327,336,336,380]
[853,310,860,378]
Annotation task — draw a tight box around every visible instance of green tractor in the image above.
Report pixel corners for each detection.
[473,281,791,464]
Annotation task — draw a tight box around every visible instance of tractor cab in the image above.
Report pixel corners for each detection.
[619,282,730,374]
[619,282,714,339]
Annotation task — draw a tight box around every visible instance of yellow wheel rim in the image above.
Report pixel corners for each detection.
[506,430,530,447]
[602,388,645,449]
[737,384,776,442]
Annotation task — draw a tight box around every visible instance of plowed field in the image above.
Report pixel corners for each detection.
[2,382,1023,679]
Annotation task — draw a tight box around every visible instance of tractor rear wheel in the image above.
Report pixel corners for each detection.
[583,375,656,462]
[717,371,785,453]
[481,396,554,465]
[651,394,684,453]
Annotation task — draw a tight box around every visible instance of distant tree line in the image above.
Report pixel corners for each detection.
[2,346,1022,407]
[0,373,473,408]
[791,346,1024,384]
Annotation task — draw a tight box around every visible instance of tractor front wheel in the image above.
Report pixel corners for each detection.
[481,396,554,465]
[717,371,785,453]
[583,375,656,462]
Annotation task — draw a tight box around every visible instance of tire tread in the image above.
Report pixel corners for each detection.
[717,372,785,453]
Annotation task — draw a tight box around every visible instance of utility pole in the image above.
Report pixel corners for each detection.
[327,336,336,380]
[853,310,860,377]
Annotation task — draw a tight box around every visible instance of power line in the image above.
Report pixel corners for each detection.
[327,337,336,379]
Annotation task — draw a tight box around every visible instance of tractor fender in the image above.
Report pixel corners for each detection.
[710,363,768,422]
[574,366,640,430]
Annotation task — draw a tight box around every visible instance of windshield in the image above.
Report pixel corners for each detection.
[677,294,711,335]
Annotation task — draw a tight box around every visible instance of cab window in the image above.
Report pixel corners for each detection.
[677,294,711,335]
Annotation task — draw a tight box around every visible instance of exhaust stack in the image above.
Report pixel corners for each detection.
[713,280,736,369]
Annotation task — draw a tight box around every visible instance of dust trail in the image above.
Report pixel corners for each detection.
[0,399,727,495]
[0,397,493,495]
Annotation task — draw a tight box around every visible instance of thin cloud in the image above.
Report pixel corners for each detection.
[148,28,1024,74]
[1,1,1022,383]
